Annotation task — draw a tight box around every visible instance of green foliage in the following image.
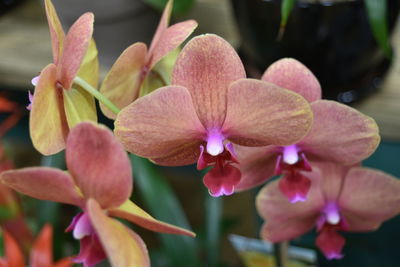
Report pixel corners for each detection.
[130,155,199,267]
[142,0,195,15]
[365,0,392,59]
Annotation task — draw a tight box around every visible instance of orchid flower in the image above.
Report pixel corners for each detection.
[0,122,195,267]
[0,225,72,267]
[235,58,380,202]
[99,0,198,119]
[29,0,99,155]
[115,34,313,197]
[256,162,400,259]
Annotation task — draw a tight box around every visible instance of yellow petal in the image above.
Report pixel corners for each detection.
[63,88,97,129]
[87,199,150,267]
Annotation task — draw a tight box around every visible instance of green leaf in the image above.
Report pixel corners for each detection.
[141,0,194,16]
[365,0,392,59]
[279,0,296,40]
[130,155,199,266]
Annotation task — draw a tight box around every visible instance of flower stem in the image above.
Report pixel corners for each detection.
[73,76,120,115]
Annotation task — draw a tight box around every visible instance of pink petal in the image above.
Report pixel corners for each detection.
[278,171,312,203]
[115,85,206,165]
[0,167,83,207]
[172,34,246,130]
[315,229,345,260]
[338,167,400,231]
[148,20,198,69]
[256,179,324,242]
[87,199,150,267]
[99,42,147,119]
[203,163,241,197]
[234,145,279,191]
[57,13,94,90]
[300,100,380,165]
[148,0,173,56]
[262,58,321,102]
[223,79,313,146]
[30,64,69,155]
[44,0,65,65]
[66,122,132,209]
[108,200,195,237]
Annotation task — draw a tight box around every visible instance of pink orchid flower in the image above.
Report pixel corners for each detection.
[235,58,380,202]
[0,122,195,267]
[30,0,99,155]
[99,0,198,119]
[257,162,400,259]
[115,34,313,197]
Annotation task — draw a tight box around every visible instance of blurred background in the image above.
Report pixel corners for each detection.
[0,0,399,266]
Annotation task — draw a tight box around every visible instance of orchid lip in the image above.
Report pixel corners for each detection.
[73,212,93,240]
[206,130,224,156]
[324,202,341,225]
[282,144,299,165]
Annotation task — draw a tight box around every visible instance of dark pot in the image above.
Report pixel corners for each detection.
[231,0,400,103]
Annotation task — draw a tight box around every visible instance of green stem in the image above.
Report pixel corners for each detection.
[73,76,121,115]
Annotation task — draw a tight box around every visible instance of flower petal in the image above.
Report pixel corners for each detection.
[30,64,69,155]
[338,167,400,231]
[148,20,198,69]
[300,100,380,165]
[30,225,54,267]
[108,200,195,237]
[172,34,246,130]
[3,231,25,267]
[87,199,150,267]
[235,145,279,191]
[262,58,321,102]
[99,42,147,119]
[315,229,345,260]
[66,122,132,209]
[63,88,97,129]
[58,13,93,90]
[77,39,99,88]
[115,86,206,163]
[44,0,65,64]
[203,164,241,197]
[223,79,313,146]
[148,0,173,57]
[256,180,323,242]
[0,167,83,207]
[278,171,312,203]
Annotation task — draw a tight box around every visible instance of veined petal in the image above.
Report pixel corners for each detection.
[74,39,99,121]
[148,20,198,69]
[58,13,93,90]
[109,200,195,237]
[77,39,99,88]
[100,42,147,119]
[235,145,279,191]
[3,231,25,267]
[0,167,83,207]
[115,86,206,163]
[256,179,323,242]
[223,79,313,146]
[30,225,53,267]
[172,34,246,130]
[262,58,321,102]
[87,199,150,267]
[30,64,68,155]
[63,88,97,129]
[339,167,400,231]
[44,0,65,64]
[150,141,204,166]
[300,100,380,165]
[148,0,172,57]
[66,122,132,209]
